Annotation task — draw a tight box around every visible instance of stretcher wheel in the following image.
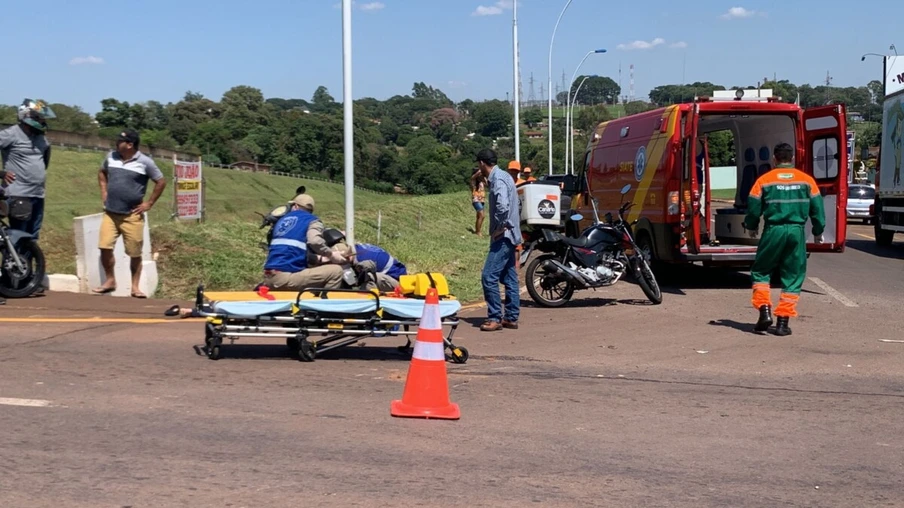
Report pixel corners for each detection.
[297,339,316,362]
[448,345,469,364]
[205,324,222,361]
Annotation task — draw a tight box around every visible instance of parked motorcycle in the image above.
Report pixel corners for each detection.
[520,183,662,307]
[0,189,46,298]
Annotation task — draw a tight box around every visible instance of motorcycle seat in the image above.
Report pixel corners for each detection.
[561,235,591,248]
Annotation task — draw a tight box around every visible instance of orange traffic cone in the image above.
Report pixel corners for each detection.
[391,288,460,420]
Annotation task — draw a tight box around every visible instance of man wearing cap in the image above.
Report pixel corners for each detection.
[262,194,350,291]
[477,149,522,331]
[93,130,167,297]
[517,163,537,186]
[0,99,53,241]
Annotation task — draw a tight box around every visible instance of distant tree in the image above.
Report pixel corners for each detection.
[522,107,545,127]
[570,76,621,105]
[311,86,338,114]
[471,100,512,138]
[46,103,96,133]
[624,101,654,116]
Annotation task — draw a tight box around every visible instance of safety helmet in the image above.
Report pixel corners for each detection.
[17,99,55,132]
[323,228,346,247]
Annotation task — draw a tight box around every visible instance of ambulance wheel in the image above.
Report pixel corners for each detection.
[297,339,316,362]
[448,345,469,364]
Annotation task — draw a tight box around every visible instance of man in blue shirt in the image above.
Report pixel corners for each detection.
[262,193,350,291]
[477,149,522,332]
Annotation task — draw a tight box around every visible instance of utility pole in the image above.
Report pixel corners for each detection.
[512,0,521,161]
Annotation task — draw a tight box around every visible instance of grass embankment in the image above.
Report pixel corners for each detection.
[42,149,489,302]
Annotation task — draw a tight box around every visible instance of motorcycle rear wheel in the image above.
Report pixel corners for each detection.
[0,239,45,298]
[526,255,575,308]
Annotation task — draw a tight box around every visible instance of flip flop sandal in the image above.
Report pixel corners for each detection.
[92,286,116,294]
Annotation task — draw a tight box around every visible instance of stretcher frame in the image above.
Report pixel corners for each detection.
[180,284,469,364]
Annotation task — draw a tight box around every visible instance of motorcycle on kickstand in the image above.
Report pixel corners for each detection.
[0,189,46,299]
[519,183,662,307]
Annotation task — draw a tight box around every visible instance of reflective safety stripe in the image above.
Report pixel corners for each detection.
[380,256,395,274]
[419,304,442,331]
[412,340,446,361]
[271,238,308,250]
[767,199,811,204]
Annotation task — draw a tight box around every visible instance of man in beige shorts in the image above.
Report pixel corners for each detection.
[93,130,166,297]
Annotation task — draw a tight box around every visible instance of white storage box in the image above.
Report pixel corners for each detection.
[517,183,561,226]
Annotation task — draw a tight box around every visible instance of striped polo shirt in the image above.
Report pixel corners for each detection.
[101,150,164,215]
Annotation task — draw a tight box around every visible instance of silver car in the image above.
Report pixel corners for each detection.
[846,184,875,224]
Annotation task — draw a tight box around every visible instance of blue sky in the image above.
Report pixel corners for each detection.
[2,0,898,114]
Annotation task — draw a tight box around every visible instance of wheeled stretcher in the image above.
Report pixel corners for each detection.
[167,284,469,364]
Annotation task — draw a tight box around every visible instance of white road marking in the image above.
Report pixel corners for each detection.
[0,397,52,407]
[807,277,859,307]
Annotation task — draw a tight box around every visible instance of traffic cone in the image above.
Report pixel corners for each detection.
[390,287,460,420]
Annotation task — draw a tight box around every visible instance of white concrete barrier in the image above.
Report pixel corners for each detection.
[73,212,158,298]
[42,274,80,293]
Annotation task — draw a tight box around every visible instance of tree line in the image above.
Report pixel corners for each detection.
[0,75,885,194]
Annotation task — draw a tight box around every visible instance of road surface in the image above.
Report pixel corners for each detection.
[1,225,902,507]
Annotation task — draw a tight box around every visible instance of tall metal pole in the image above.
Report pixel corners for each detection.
[342,0,355,248]
[548,0,574,175]
[512,0,521,162]
[569,75,592,175]
[566,49,605,174]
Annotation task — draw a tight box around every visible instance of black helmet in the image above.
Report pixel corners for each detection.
[323,228,345,247]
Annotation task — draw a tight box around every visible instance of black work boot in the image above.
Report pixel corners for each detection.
[774,317,792,336]
[754,305,773,332]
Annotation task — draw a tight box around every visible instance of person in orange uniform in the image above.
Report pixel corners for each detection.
[517,164,537,186]
[743,143,826,336]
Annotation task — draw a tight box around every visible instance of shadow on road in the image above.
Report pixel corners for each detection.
[844,239,904,260]
[192,343,411,362]
[653,266,752,296]
[707,318,761,335]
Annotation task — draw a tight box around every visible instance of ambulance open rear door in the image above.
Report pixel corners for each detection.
[802,104,848,252]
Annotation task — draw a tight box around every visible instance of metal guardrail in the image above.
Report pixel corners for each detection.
[53,143,392,195]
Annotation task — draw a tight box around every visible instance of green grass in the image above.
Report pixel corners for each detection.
[710,189,736,200]
[41,149,490,302]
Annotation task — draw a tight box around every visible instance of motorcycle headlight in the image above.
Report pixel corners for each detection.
[0,200,8,218]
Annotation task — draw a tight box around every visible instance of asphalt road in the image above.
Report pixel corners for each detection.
[1,224,902,507]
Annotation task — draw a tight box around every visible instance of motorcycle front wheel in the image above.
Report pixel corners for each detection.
[0,239,46,298]
[525,254,575,308]
[633,255,662,305]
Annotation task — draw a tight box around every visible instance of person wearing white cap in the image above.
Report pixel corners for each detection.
[261,193,351,291]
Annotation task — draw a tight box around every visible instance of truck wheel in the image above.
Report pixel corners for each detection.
[875,214,895,246]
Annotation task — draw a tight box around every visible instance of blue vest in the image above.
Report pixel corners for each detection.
[264,210,318,272]
[355,243,407,280]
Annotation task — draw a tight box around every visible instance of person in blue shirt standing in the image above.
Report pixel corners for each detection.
[262,193,350,291]
[477,149,522,332]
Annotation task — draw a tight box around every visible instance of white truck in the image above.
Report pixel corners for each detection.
[874,55,904,246]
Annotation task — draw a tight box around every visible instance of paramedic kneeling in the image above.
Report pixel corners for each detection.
[262,194,350,291]
[743,142,826,337]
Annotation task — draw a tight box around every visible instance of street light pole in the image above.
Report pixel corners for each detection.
[513,0,521,162]
[569,75,594,175]
[565,49,605,174]
[547,0,574,176]
[342,0,355,247]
